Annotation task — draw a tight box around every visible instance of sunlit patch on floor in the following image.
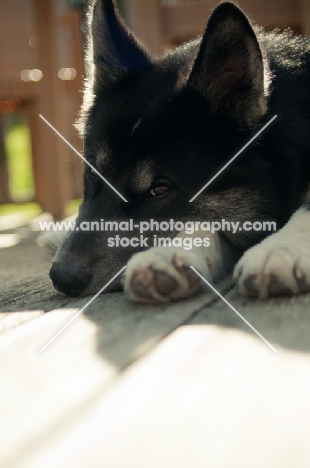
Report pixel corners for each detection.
[0,233,19,249]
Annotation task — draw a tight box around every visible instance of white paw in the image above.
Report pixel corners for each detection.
[234,238,310,298]
[124,247,210,304]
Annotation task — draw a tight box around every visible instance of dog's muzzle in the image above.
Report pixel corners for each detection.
[50,262,92,297]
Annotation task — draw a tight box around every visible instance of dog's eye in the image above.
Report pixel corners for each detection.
[149,184,169,197]
[88,165,97,178]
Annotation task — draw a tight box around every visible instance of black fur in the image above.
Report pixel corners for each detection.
[51,0,310,297]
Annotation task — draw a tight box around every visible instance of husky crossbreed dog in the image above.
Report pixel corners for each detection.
[50,0,310,303]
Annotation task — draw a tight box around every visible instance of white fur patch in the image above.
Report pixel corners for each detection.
[234,207,310,298]
[125,246,211,304]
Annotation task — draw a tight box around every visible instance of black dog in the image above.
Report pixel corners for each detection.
[50,0,310,302]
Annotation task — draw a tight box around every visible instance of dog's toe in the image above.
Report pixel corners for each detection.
[235,240,310,298]
[294,264,310,292]
[173,257,201,288]
[242,274,260,296]
[130,275,154,299]
[153,270,179,296]
[124,247,210,304]
[267,272,294,296]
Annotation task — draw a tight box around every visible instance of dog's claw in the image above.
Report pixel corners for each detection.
[294,264,310,293]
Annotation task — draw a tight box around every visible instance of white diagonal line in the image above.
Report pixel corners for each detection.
[189,115,277,202]
[39,114,128,203]
[38,266,127,354]
[190,266,278,354]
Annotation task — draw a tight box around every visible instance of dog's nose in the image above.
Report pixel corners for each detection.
[50,262,91,296]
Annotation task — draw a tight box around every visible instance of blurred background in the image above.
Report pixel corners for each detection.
[0,0,309,222]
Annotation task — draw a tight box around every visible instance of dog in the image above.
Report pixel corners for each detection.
[50,0,310,303]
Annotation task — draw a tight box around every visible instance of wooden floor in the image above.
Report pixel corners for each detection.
[1,221,310,468]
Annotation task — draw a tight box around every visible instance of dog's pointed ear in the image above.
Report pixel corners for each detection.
[89,0,151,90]
[187,2,266,125]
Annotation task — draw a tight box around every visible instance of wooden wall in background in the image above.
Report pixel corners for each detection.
[127,0,310,55]
[0,0,85,218]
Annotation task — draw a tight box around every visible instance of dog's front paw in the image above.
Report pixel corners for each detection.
[124,247,210,304]
[234,240,310,298]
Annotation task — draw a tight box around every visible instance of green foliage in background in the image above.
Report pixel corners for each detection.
[1,116,81,217]
[0,203,40,216]
[0,200,81,217]
[67,199,82,216]
[5,117,34,202]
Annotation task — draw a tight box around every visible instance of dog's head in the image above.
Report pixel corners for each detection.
[51,0,279,297]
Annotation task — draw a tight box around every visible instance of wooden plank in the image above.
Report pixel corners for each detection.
[0,308,117,466]
[240,0,301,29]
[191,285,310,353]
[0,0,39,73]
[161,0,217,43]
[4,225,310,467]
[15,323,310,468]
[0,81,40,100]
[0,311,43,334]
[55,9,84,200]
[0,290,222,467]
[0,233,59,312]
[27,102,49,210]
[32,0,71,219]
[127,0,163,56]
[301,0,310,35]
